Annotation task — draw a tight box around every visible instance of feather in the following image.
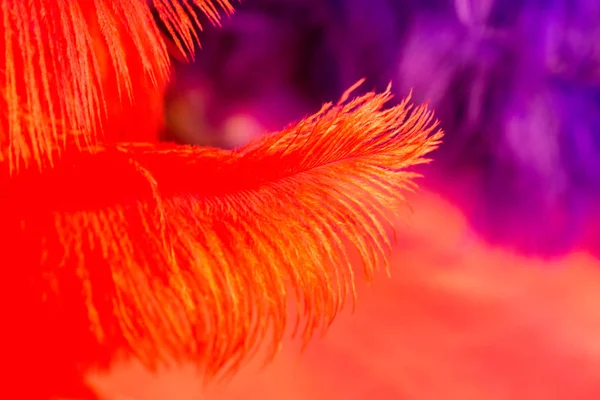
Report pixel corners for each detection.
[157,192,600,400]
[0,0,233,173]
[1,83,441,388]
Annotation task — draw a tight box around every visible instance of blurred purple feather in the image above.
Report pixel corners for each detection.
[394,0,600,255]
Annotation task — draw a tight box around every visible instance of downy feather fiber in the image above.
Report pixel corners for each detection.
[0,0,233,171]
[0,1,442,399]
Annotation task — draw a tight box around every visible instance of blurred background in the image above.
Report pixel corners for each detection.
[163,0,600,258]
[95,0,600,399]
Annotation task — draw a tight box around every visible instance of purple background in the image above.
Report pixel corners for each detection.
[165,0,600,257]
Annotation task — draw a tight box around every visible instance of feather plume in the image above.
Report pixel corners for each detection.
[1,83,441,389]
[0,0,233,172]
[155,193,600,400]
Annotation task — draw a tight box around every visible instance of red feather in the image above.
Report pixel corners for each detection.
[0,0,233,172]
[1,83,441,397]
[0,1,443,398]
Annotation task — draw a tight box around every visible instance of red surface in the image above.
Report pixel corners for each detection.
[91,192,600,400]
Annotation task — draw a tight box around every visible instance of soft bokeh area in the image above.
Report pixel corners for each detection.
[95,0,600,398]
[165,0,600,258]
[94,192,600,400]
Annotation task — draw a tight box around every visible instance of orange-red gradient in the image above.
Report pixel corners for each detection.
[92,191,600,400]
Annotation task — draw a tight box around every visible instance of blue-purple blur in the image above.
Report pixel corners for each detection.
[165,0,600,257]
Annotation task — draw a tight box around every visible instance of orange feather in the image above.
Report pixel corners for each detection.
[0,1,443,398]
[128,193,599,400]
[0,0,233,172]
[1,83,441,398]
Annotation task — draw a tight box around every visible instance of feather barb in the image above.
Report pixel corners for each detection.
[1,82,442,380]
[0,0,233,173]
